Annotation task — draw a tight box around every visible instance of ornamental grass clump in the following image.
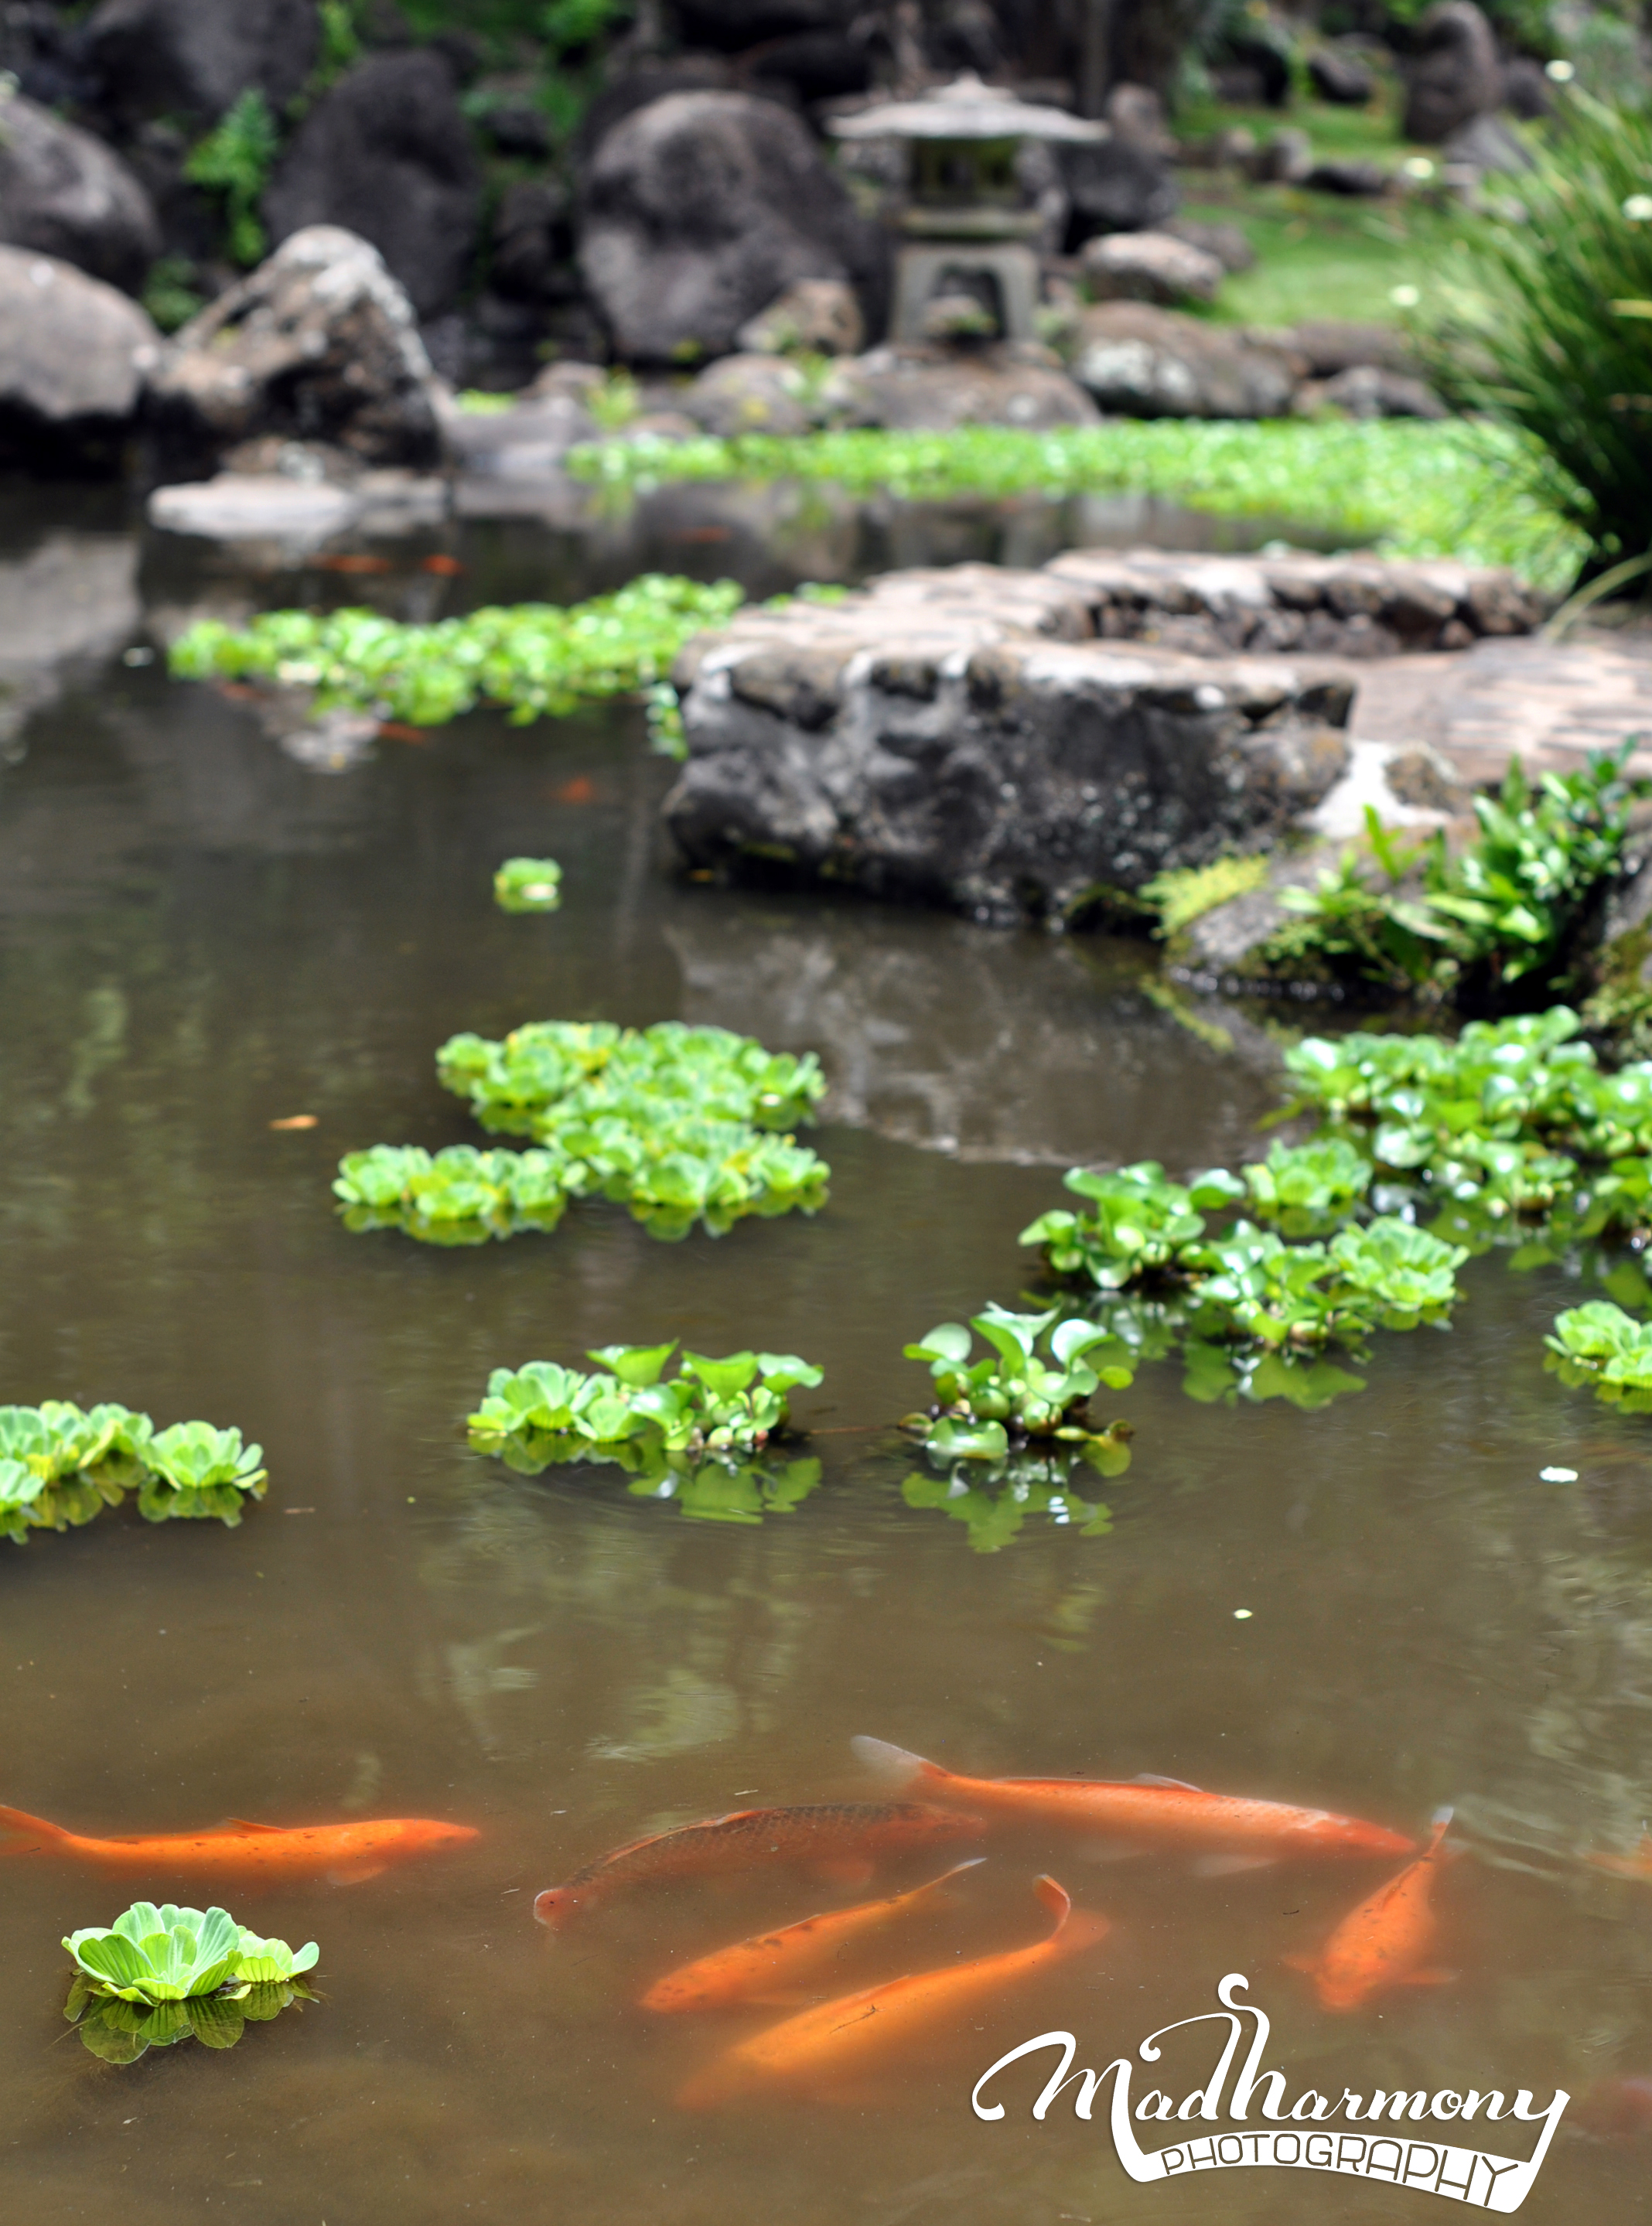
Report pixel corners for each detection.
[0,1401,266,1541]
[62,1902,318,2063]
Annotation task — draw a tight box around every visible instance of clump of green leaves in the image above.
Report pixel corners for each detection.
[1142,854,1270,937]
[1264,748,1650,1008]
[467,1344,822,1492]
[1019,1162,1245,1289]
[901,1447,1120,1553]
[1545,1301,1652,1411]
[63,1903,318,2064]
[183,90,280,268]
[0,1402,265,1541]
[494,857,562,913]
[169,576,745,728]
[437,1020,825,1138]
[900,1306,1135,1463]
[1183,1218,1469,1350]
[1242,1137,1374,1234]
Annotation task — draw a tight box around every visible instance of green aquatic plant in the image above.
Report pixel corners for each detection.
[1018,1162,1245,1290]
[900,1306,1135,1460]
[0,1401,265,1540]
[1242,1137,1373,1233]
[1184,1217,1468,1352]
[183,90,280,268]
[1545,1301,1652,1411]
[901,1447,1122,1553]
[1178,1341,1369,1411]
[63,1904,319,2064]
[619,1449,822,1524]
[493,857,563,913]
[467,1344,822,1481]
[169,575,745,728]
[138,1423,268,1526]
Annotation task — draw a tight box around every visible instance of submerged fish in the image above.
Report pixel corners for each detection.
[640,1859,986,2014]
[1285,1808,1456,2011]
[851,1736,1415,1863]
[677,1873,1108,2106]
[533,1803,983,1931]
[1588,1835,1652,1883]
[0,1804,478,1885]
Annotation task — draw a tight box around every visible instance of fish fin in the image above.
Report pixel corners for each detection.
[0,1804,66,1844]
[923,1856,988,1893]
[224,1818,288,1834]
[1033,1873,1072,1932]
[812,1856,875,1886]
[1190,1853,1278,1878]
[326,1861,388,1885]
[849,1735,942,1788]
[1399,1967,1458,1988]
[1132,1774,1203,1792]
[1076,1840,1149,1864]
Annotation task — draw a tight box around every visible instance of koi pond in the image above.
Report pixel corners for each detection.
[2,476,1649,2226]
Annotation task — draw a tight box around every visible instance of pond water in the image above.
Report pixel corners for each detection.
[1,480,1650,2226]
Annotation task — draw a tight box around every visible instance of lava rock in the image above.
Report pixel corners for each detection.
[746,32,872,105]
[262,50,483,319]
[1271,319,1417,377]
[1058,135,1178,246]
[1305,158,1393,196]
[1080,230,1225,306]
[1254,127,1313,185]
[680,353,815,438]
[1070,303,1298,419]
[0,244,159,469]
[1501,56,1554,121]
[673,0,860,47]
[1442,111,1533,176]
[84,0,320,125]
[577,89,882,365]
[1401,0,1504,146]
[0,87,159,294]
[1161,216,1256,274]
[818,344,1099,432]
[1308,46,1376,104]
[737,277,865,357]
[145,225,442,476]
[1295,364,1448,420]
[490,179,575,303]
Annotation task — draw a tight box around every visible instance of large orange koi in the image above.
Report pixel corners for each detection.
[677,1873,1108,2106]
[534,1801,982,1931]
[0,1803,478,1884]
[852,1736,1415,1862]
[1285,1808,1456,2011]
[640,1858,986,2014]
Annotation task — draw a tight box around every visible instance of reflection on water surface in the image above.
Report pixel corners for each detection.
[0,483,1649,2226]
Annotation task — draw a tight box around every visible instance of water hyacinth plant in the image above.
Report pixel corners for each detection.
[900,1306,1135,1464]
[62,1903,318,2063]
[437,1020,825,1138]
[1018,1163,1245,1290]
[0,1401,266,1541]
[1545,1302,1652,1412]
[493,857,562,913]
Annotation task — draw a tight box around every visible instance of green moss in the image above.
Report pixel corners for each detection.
[1141,853,1270,935]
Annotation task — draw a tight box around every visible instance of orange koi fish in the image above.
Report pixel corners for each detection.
[1588,1835,1652,1883]
[0,1804,478,1885]
[534,1802,983,1932]
[1285,1808,1456,2011]
[852,1737,1415,1863]
[640,1858,986,2014]
[677,1873,1108,2107]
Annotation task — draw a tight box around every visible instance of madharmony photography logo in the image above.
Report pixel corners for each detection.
[972,1974,1568,2212]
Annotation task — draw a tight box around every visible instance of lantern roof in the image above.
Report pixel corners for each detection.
[827,73,1108,145]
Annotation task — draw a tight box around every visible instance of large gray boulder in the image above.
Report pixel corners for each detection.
[84,0,320,125]
[1402,1,1504,145]
[1070,302,1298,418]
[145,226,442,475]
[579,90,883,365]
[1059,135,1178,246]
[263,51,482,320]
[0,87,159,294]
[0,244,159,468]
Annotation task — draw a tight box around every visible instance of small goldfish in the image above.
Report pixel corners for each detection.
[852,1737,1415,1864]
[1587,1834,1652,1883]
[0,1804,478,1885]
[377,721,432,744]
[1285,1808,1456,2011]
[534,1802,982,1931]
[677,1873,1108,2106]
[640,1859,986,2014]
[420,553,465,575]
[310,552,392,574]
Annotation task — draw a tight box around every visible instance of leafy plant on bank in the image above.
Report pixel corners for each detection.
[183,91,280,268]
[0,1403,266,1542]
[169,576,746,728]
[899,1306,1135,1465]
[63,1903,318,2063]
[1141,853,1270,936]
[493,857,562,913]
[1262,747,1650,1007]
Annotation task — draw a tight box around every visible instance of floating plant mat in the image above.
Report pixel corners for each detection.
[338,1023,829,1243]
[0,1404,266,1542]
[62,1902,318,2064]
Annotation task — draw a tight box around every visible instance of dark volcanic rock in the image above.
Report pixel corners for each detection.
[1401,0,1504,145]
[145,225,442,475]
[85,0,319,125]
[1070,302,1298,418]
[1059,135,1178,245]
[0,244,159,469]
[1308,46,1376,104]
[0,88,159,294]
[263,51,482,319]
[578,89,882,364]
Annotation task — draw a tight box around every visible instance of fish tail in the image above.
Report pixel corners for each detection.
[1425,1806,1455,1857]
[1033,1873,1071,1931]
[1034,1872,1111,1955]
[916,1856,987,1902]
[0,1804,67,1850]
[849,1736,947,1789]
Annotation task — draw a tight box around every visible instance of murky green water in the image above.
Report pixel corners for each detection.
[2,485,1650,2225]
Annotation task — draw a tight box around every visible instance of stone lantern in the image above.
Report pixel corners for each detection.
[829,73,1105,346]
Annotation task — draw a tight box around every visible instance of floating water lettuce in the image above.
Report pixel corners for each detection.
[468,1343,823,1479]
[0,1401,265,1541]
[1241,1137,1372,1234]
[1183,1218,1468,1352]
[493,857,562,913]
[1018,1163,1244,1290]
[1545,1301,1652,1411]
[900,1306,1135,1460]
[901,1447,1121,1553]
[62,1903,318,2063]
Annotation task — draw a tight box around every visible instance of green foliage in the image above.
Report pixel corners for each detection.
[1546,1299,1652,1409]
[63,1905,317,2063]
[183,90,279,268]
[141,254,206,334]
[1267,748,1650,1005]
[467,1345,822,1495]
[437,1019,824,1137]
[169,576,746,729]
[1142,854,1271,936]
[1428,88,1652,575]
[567,421,1583,589]
[1242,1137,1373,1232]
[0,1401,265,1541]
[1183,1217,1469,1349]
[901,1446,1123,1552]
[455,390,520,415]
[585,370,641,432]
[900,1306,1135,1459]
[1019,1161,1246,1289]
[493,857,562,913]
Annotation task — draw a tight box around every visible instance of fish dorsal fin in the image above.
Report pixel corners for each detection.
[1133,1774,1203,1792]
[224,1818,288,1834]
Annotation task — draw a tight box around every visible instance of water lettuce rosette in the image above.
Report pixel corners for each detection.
[63,1902,319,2062]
